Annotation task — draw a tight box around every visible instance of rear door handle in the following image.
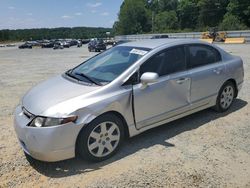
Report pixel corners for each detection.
[176,78,189,84]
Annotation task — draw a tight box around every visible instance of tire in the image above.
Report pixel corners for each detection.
[76,113,124,162]
[214,81,236,112]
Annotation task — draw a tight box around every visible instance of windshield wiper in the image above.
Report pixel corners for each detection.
[65,70,80,81]
[75,72,102,86]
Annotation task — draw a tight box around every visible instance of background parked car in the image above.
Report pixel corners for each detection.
[53,42,64,50]
[88,39,106,52]
[81,39,90,44]
[6,44,16,47]
[18,42,33,49]
[41,42,54,48]
[151,35,169,39]
[77,40,82,47]
[69,39,78,47]
[105,39,115,45]
[62,41,70,48]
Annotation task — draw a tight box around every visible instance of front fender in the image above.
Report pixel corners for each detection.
[74,88,134,138]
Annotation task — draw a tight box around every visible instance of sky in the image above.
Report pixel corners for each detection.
[0,0,124,29]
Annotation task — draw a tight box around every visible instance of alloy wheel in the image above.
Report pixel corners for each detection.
[87,121,120,158]
[220,85,234,109]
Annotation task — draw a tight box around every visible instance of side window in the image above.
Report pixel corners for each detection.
[188,45,221,68]
[123,72,139,85]
[140,51,165,76]
[140,46,186,77]
[159,46,186,76]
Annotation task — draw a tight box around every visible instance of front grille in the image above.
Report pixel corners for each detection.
[22,107,34,119]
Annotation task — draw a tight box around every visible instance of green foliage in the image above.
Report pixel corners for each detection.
[178,0,199,29]
[115,0,250,35]
[0,27,112,42]
[159,0,178,12]
[227,0,250,26]
[116,0,151,35]
[154,11,178,32]
[197,0,229,28]
[219,13,247,30]
[147,0,178,13]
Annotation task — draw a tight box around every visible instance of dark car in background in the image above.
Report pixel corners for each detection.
[82,39,90,44]
[69,40,78,46]
[88,39,106,52]
[18,42,33,49]
[151,35,169,39]
[41,42,54,48]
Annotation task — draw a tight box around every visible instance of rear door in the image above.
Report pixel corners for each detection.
[187,44,227,107]
[133,45,191,129]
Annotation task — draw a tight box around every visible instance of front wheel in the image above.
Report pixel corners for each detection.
[214,81,235,112]
[76,114,124,162]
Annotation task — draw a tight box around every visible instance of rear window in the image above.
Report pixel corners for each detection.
[188,44,221,68]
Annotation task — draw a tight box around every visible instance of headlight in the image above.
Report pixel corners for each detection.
[29,116,78,127]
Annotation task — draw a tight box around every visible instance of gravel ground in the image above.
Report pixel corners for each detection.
[0,44,250,188]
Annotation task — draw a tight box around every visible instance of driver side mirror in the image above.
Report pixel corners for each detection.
[140,72,159,85]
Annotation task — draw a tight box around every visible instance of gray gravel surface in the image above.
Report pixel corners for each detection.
[0,44,250,187]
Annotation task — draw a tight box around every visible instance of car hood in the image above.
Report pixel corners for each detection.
[22,75,100,115]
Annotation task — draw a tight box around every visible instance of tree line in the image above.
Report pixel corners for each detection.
[1,0,249,41]
[0,27,112,42]
[113,0,250,35]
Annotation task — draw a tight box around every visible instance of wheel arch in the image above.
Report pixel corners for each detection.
[100,111,130,138]
[75,110,130,156]
[224,78,238,98]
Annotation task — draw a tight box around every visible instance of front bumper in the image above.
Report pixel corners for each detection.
[13,105,83,162]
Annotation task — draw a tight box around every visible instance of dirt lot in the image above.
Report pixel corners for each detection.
[0,44,250,188]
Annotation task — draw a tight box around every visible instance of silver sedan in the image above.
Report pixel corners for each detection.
[14,39,244,162]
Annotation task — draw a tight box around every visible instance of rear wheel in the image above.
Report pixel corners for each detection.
[214,81,235,112]
[76,114,124,162]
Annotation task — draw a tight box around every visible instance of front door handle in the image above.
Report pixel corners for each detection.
[176,78,189,84]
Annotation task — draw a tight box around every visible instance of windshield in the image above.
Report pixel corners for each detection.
[70,46,150,85]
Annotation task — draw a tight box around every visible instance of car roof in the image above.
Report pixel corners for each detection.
[119,39,208,49]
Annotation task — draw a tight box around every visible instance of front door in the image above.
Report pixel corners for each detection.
[133,46,191,129]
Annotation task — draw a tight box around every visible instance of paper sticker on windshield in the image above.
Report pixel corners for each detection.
[130,48,148,56]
